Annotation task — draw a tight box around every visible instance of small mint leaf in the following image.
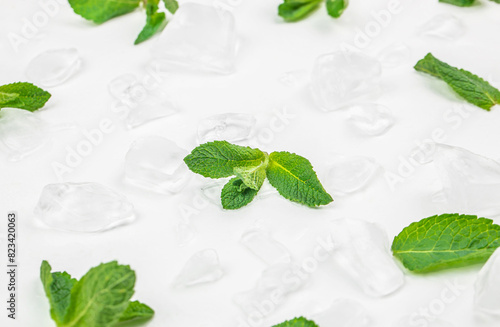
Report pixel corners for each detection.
[118,300,155,323]
[233,153,268,190]
[163,0,179,14]
[278,0,323,22]
[0,82,51,112]
[135,0,167,45]
[439,0,476,6]
[273,317,319,327]
[221,177,259,210]
[68,0,141,24]
[326,0,349,18]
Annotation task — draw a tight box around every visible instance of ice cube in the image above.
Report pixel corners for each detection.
[432,144,500,217]
[109,74,178,128]
[419,14,465,41]
[124,136,190,194]
[151,3,237,74]
[475,248,500,315]
[325,155,379,194]
[310,51,382,112]
[240,228,292,265]
[329,219,405,297]
[25,48,81,87]
[347,104,395,136]
[378,42,411,68]
[34,182,135,232]
[197,113,256,144]
[311,298,370,327]
[173,249,224,287]
[200,180,227,207]
[0,108,50,161]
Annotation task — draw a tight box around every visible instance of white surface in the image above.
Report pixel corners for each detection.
[1,0,500,326]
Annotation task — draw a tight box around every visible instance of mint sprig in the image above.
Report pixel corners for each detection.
[135,0,168,45]
[392,214,500,273]
[415,53,500,110]
[184,141,333,209]
[40,260,154,327]
[0,82,51,112]
[273,317,319,327]
[278,0,348,22]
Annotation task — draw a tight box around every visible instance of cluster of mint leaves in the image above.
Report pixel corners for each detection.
[68,0,178,44]
[415,53,500,111]
[439,0,499,6]
[0,82,51,112]
[278,0,348,22]
[184,141,333,209]
[273,317,318,326]
[41,260,154,327]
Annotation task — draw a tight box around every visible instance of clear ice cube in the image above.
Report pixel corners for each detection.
[378,42,411,69]
[418,14,465,41]
[151,3,237,74]
[432,144,500,217]
[34,182,135,232]
[475,248,500,315]
[197,113,256,144]
[201,180,227,207]
[25,48,81,87]
[240,228,292,265]
[124,136,190,194]
[325,155,379,194]
[173,249,224,287]
[310,51,382,112]
[109,74,178,128]
[329,219,405,297]
[0,108,50,161]
[347,104,395,136]
[311,298,370,327]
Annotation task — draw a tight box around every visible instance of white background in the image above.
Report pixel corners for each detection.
[1,0,500,326]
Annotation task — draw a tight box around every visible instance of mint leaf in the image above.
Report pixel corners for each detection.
[489,0,500,3]
[266,151,333,207]
[221,177,260,210]
[0,82,51,111]
[118,301,154,323]
[439,0,476,6]
[233,154,268,190]
[273,317,319,327]
[392,214,500,273]
[184,141,267,179]
[63,261,136,327]
[40,261,77,325]
[415,53,500,110]
[135,0,167,45]
[278,0,323,22]
[326,0,348,18]
[163,0,179,14]
[68,0,141,24]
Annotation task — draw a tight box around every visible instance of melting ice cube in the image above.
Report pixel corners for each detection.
[197,113,256,144]
[347,104,395,136]
[325,155,379,194]
[475,248,500,315]
[124,136,190,194]
[378,42,411,69]
[34,182,135,232]
[240,228,292,265]
[25,48,81,87]
[311,298,371,327]
[173,249,224,287]
[419,14,465,41]
[151,3,237,74]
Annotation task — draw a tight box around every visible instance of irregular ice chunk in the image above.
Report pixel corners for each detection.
[240,228,291,265]
[378,42,411,68]
[151,3,237,74]
[0,109,50,161]
[25,48,81,87]
[475,248,500,315]
[310,51,382,112]
[311,299,370,327]
[201,180,226,207]
[173,249,224,287]
[419,14,465,41]
[197,113,256,143]
[34,182,135,232]
[326,155,379,194]
[433,144,500,217]
[347,104,395,136]
[109,74,178,128]
[124,136,190,193]
[329,219,404,297]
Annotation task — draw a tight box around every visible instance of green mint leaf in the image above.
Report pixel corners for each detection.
[0,82,51,112]
[266,151,333,207]
[63,261,136,327]
[163,0,179,14]
[68,0,141,24]
[273,317,319,327]
[489,0,500,3]
[40,261,77,325]
[221,177,260,210]
[326,0,348,18]
[415,53,500,110]
[184,141,266,179]
[233,153,268,190]
[392,214,500,273]
[118,301,155,323]
[439,0,476,6]
[135,0,167,45]
[278,0,323,22]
